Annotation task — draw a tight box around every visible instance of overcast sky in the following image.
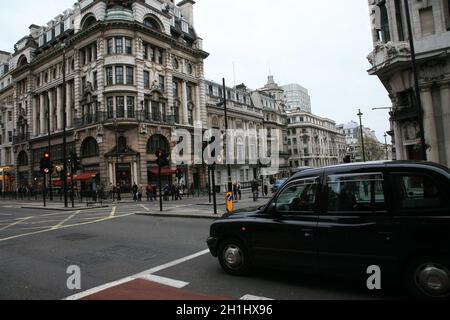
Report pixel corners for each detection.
[0,0,392,142]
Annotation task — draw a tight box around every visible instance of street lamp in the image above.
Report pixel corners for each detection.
[403,0,427,161]
[384,132,389,160]
[357,109,366,162]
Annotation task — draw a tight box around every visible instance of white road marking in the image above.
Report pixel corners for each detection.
[64,249,210,300]
[140,204,150,212]
[109,207,116,218]
[139,274,189,289]
[52,211,81,230]
[0,217,32,231]
[0,213,135,242]
[0,213,12,216]
[240,294,274,301]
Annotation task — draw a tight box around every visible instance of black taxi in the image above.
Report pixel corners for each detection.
[207,161,450,299]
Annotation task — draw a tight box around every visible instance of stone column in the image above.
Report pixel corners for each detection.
[133,161,138,185]
[420,87,439,162]
[440,83,450,167]
[48,89,54,133]
[66,81,73,128]
[181,81,189,125]
[195,85,201,125]
[33,96,38,137]
[109,162,114,185]
[56,86,63,130]
[39,94,45,135]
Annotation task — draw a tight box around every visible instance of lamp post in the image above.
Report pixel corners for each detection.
[384,132,389,160]
[403,0,427,161]
[222,78,233,193]
[62,42,68,208]
[357,109,366,162]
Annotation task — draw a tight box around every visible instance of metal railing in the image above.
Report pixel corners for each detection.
[75,111,177,128]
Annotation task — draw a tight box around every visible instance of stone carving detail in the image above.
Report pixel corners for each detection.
[140,123,148,134]
[367,42,411,67]
[403,122,420,142]
[97,125,104,136]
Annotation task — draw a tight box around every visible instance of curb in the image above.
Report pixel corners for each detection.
[135,212,222,220]
[21,205,109,211]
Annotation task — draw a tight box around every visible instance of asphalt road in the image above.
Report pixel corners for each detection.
[0,202,404,300]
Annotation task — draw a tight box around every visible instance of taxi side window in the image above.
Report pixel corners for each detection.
[276,178,319,214]
[326,173,386,213]
[394,174,444,210]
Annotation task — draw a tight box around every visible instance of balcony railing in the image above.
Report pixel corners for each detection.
[75,111,176,128]
[13,133,30,144]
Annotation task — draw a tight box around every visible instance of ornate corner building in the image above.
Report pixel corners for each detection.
[367,0,450,167]
[0,0,210,192]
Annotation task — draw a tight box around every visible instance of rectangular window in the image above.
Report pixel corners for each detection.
[116,97,125,118]
[187,85,193,102]
[126,66,134,85]
[125,38,132,54]
[394,0,405,41]
[106,67,113,86]
[107,97,114,119]
[173,81,179,98]
[157,49,163,65]
[144,71,150,89]
[327,173,386,213]
[149,46,155,62]
[115,37,123,54]
[152,101,160,122]
[8,111,12,122]
[127,96,135,118]
[8,131,12,143]
[419,7,435,36]
[107,39,114,54]
[159,75,165,91]
[143,43,148,60]
[93,71,98,90]
[115,66,123,84]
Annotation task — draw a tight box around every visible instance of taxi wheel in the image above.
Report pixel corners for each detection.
[404,256,450,300]
[218,238,251,276]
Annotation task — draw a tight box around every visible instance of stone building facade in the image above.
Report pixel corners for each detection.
[367,0,450,167]
[287,110,346,168]
[2,0,209,193]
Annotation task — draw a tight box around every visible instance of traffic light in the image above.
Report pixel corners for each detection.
[40,152,53,175]
[156,149,169,167]
[71,153,82,172]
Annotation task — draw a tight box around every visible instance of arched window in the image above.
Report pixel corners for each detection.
[378,1,391,42]
[81,14,97,30]
[18,55,28,67]
[81,137,99,157]
[144,16,162,31]
[147,134,169,155]
[17,151,29,166]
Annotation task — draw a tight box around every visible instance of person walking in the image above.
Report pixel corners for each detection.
[237,181,242,201]
[138,184,143,202]
[251,180,259,202]
[233,183,238,201]
[132,183,138,202]
[116,184,122,201]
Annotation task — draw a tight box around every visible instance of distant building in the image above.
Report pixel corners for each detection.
[287,111,346,168]
[282,83,311,113]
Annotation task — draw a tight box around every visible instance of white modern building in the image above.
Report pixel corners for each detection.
[282,83,311,113]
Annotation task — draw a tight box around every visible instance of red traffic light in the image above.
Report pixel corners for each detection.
[43,152,50,159]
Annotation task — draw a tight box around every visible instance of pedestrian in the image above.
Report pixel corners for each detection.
[138,185,143,202]
[146,184,152,201]
[233,183,238,201]
[116,184,122,201]
[237,181,242,201]
[132,183,138,202]
[251,180,259,202]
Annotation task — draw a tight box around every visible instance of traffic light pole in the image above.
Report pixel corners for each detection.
[211,165,218,215]
[43,174,47,207]
[47,107,53,201]
[62,44,69,208]
[158,165,163,212]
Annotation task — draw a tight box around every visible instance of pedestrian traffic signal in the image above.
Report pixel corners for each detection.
[40,152,53,175]
[156,149,169,167]
[70,153,82,172]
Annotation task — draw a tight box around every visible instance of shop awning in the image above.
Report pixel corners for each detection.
[149,168,177,176]
[73,172,99,181]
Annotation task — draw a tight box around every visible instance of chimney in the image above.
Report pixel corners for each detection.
[177,0,195,26]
